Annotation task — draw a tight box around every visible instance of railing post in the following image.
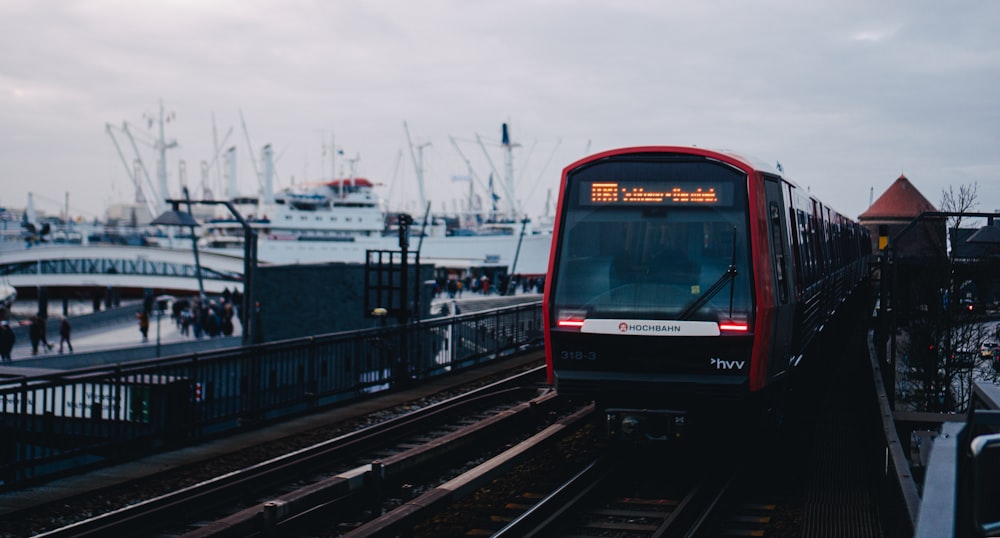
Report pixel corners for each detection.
[17,378,29,483]
[112,364,124,453]
[189,353,199,439]
[493,310,501,360]
[306,337,318,407]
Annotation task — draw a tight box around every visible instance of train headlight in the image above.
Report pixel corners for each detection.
[556,310,586,330]
[718,321,749,333]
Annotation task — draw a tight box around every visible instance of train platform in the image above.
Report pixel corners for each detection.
[2,297,236,361]
[0,349,546,516]
[0,312,242,375]
[0,292,541,375]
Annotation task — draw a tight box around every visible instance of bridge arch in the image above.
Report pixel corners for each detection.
[1,245,250,297]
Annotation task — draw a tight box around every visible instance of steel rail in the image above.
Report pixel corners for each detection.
[495,453,737,538]
[36,366,546,538]
[493,456,616,537]
[185,389,565,537]
[341,404,596,537]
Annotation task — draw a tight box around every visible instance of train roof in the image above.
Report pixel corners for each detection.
[567,146,782,176]
[565,145,858,222]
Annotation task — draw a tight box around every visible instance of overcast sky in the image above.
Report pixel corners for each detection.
[2,0,998,223]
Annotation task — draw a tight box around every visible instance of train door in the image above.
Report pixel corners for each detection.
[764,176,795,374]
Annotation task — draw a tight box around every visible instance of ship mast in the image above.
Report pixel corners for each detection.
[475,124,520,221]
[105,101,181,221]
[501,123,519,221]
[154,100,178,212]
[106,123,160,221]
[226,147,238,201]
[329,132,343,198]
[263,144,275,205]
[404,121,430,213]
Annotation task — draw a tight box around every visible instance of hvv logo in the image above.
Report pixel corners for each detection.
[710,357,745,370]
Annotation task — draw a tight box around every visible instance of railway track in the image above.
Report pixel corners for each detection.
[492,458,709,536]
[342,405,595,537]
[34,366,569,537]
[489,450,773,538]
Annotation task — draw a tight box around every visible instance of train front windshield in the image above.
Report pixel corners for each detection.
[552,156,753,328]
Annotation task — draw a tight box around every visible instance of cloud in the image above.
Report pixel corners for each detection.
[850,27,899,43]
[0,0,998,222]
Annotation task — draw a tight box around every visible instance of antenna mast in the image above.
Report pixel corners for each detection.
[240,109,263,199]
[502,123,515,220]
[154,100,178,211]
[404,121,431,213]
[106,123,159,220]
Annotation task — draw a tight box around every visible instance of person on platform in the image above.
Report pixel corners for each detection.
[38,315,54,352]
[137,311,149,342]
[28,315,43,355]
[0,320,14,362]
[59,316,73,354]
[180,308,191,336]
[221,303,234,337]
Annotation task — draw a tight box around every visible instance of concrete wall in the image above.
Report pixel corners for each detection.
[254,262,435,342]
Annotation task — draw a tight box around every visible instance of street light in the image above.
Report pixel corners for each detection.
[154,294,175,357]
[152,199,258,345]
[152,188,205,298]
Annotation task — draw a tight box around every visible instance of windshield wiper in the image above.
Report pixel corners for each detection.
[677,227,738,321]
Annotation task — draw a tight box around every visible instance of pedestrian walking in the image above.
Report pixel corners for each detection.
[180,309,191,336]
[221,303,234,337]
[28,315,42,355]
[0,320,15,362]
[137,311,149,342]
[59,316,73,353]
[204,301,219,337]
[38,315,54,352]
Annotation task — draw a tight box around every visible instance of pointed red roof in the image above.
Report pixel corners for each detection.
[859,174,937,220]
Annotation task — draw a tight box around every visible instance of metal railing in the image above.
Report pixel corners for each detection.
[0,301,543,490]
[917,383,1000,537]
[867,330,921,536]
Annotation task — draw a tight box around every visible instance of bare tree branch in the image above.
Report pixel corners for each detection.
[940,181,980,230]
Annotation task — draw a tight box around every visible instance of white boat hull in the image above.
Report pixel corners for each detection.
[254,232,553,275]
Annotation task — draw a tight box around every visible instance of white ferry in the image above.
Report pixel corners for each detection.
[200,177,553,276]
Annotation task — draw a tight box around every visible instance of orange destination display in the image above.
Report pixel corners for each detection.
[581,181,732,206]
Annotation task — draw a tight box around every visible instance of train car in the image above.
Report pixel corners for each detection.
[543,146,870,441]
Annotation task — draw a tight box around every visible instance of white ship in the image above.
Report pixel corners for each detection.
[201,176,553,275]
[198,121,553,276]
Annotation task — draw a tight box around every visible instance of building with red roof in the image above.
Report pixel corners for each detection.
[859,174,945,259]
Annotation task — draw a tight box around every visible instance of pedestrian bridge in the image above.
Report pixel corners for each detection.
[0,244,250,295]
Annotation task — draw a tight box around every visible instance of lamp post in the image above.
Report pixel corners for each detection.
[182,187,205,299]
[152,200,258,345]
[505,217,531,296]
[154,294,175,357]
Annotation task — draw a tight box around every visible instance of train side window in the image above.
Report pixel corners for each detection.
[769,202,788,303]
[808,214,822,279]
[799,212,813,285]
[787,206,804,294]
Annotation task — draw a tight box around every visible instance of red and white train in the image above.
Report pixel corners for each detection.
[543,146,870,440]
